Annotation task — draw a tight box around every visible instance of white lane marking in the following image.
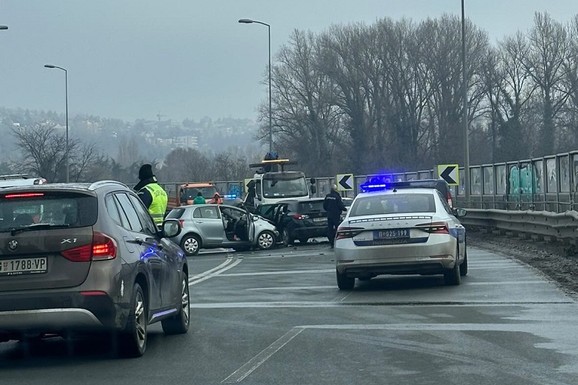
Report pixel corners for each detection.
[468,266,531,270]
[242,253,331,260]
[221,322,568,383]
[468,261,523,265]
[299,323,556,332]
[221,327,304,383]
[339,291,353,302]
[190,300,574,309]
[468,281,543,285]
[218,268,333,277]
[246,286,336,291]
[189,257,243,286]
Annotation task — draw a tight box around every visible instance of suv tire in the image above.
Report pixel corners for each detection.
[118,283,148,357]
[162,272,190,335]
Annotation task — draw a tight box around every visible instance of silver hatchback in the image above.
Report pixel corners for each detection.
[167,204,279,256]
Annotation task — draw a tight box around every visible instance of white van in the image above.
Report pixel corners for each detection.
[0,174,47,188]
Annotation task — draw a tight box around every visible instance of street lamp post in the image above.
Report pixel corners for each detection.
[238,18,273,153]
[461,0,470,205]
[44,64,69,183]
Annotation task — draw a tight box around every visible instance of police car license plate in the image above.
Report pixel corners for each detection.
[374,229,409,240]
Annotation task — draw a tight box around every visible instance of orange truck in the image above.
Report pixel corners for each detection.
[164,182,219,211]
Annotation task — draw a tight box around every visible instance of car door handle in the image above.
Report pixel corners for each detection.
[126,237,144,245]
[128,237,162,249]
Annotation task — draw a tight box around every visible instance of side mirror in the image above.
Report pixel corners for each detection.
[453,208,467,217]
[162,219,181,238]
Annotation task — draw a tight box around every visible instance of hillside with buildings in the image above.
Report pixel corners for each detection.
[0,107,262,168]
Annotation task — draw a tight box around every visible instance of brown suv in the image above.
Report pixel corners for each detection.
[0,181,189,357]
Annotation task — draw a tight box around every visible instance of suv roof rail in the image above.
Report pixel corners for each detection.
[89,180,129,190]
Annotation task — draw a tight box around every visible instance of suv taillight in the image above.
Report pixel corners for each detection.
[447,192,453,208]
[292,213,309,220]
[61,232,117,262]
[92,232,117,260]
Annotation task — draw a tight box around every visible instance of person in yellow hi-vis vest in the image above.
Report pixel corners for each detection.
[134,164,168,226]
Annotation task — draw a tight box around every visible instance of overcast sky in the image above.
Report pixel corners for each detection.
[0,1,576,123]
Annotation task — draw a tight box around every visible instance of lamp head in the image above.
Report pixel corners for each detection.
[238,19,254,24]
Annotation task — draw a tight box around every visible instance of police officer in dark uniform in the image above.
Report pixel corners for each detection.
[323,184,346,248]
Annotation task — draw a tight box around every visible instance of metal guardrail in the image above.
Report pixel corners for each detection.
[460,208,578,245]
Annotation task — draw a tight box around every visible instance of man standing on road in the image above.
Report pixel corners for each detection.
[323,184,346,248]
[134,163,168,226]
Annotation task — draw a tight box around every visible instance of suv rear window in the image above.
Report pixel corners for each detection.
[0,191,97,231]
[296,201,325,213]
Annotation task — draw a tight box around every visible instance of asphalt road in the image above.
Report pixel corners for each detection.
[1,241,577,385]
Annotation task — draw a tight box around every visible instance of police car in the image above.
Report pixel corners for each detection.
[334,181,467,290]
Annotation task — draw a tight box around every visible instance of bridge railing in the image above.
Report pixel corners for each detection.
[459,208,578,246]
[161,150,578,214]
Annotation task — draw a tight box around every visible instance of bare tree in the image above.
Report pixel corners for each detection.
[419,15,489,166]
[320,23,377,173]
[374,18,433,169]
[11,122,71,182]
[10,122,108,182]
[72,142,102,182]
[267,29,346,176]
[159,147,212,182]
[559,15,578,151]
[523,12,571,155]
[481,34,537,162]
[211,151,250,181]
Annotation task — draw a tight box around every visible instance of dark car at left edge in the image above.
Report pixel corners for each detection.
[0,181,190,357]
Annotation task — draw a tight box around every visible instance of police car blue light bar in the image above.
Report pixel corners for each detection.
[359,182,389,192]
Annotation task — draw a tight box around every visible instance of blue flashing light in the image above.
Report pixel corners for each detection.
[359,182,388,192]
[223,194,237,199]
[360,175,395,192]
